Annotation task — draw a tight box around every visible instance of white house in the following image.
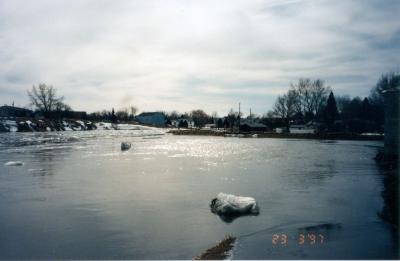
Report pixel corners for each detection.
[289,124,315,134]
[171,118,195,128]
[203,123,216,129]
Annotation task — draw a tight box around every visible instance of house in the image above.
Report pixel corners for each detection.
[171,118,195,128]
[0,105,34,118]
[289,123,315,134]
[203,123,216,129]
[240,120,267,132]
[136,112,165,126]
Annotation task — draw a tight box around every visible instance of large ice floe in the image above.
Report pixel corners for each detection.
[4,161,24,166]
[210,193,259,222]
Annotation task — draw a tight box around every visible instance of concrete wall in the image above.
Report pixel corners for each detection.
[383,88,399,157]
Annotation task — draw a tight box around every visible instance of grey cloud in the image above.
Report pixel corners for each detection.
[0,0,399,115]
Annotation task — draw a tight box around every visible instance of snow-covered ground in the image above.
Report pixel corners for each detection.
[0,119,164,133]
[0,120,18,132]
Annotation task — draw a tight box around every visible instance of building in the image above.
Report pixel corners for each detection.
[136,112,166,126]
[0,105,34,118]
[382,87,399,157]
[240,120,267,132]
[289,124,315,134]
[203,123,216,129]
[171,118,195,128]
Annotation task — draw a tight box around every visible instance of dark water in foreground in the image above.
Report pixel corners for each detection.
[0,130,397,259]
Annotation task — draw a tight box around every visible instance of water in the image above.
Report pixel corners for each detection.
[0,130,397,259]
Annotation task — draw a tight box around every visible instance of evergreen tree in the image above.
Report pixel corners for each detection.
[111,108,117,123]
[324,91,339,130]
[217,118,224,129]
[178,120,188,128]
[359,98,372,120]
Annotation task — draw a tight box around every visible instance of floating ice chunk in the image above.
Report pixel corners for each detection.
[121,142,131,151]
[4,161,24,166]
[210,193,259,216]
[67,136,80,142]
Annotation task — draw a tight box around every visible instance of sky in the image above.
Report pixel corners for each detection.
[0,0,399,116]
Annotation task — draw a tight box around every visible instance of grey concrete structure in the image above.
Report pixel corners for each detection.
[383,87,399,157]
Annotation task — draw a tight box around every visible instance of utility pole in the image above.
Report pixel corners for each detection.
[250,108,252,121]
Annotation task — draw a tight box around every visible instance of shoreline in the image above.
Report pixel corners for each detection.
[168,129,384,141]
[0,118,385,142]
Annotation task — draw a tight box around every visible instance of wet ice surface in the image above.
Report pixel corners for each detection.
[0,130,397,259]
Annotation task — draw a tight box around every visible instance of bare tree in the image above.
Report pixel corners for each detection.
[165,110,179,121]
[292,78,313,115]
[288,78,330,121]
[190,109,210,127]
[130,106,138,119]
[116,108,130,121]
[310,79,331,117]
[273,89,298,129]
[27,84,70,114]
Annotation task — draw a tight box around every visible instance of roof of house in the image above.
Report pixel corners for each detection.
[240,120,266,128]
[136,112,164,117]
[0,105,33,112]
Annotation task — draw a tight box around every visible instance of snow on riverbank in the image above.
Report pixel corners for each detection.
[0,118,164,134]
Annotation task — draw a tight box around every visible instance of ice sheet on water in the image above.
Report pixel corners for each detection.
[0,119,18,132]
[4,161,24,166]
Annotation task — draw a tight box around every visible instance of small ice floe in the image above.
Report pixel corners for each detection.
[67,136,80,142]
[210,193,259,222]
[4,161,24,166]
[121,142,131,151]
[142,135,162,139]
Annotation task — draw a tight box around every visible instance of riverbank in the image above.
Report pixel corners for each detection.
[0,118,153,132]
[168,129,384,141]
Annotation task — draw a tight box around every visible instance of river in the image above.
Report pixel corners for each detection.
[0,129,397,259]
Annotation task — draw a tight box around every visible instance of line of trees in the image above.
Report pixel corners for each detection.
[87,106,138,122]
[27,83,139,122]
[26,72,398,132]
[270,78,331,128]
[268,73,399,133]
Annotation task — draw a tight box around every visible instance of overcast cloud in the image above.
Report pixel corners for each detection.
[0,0,399,115]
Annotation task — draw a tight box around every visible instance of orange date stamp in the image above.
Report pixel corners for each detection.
[272,233,324,246]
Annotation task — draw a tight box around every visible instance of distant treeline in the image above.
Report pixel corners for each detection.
[163,73,398,133]
[22,72,399,134]
[261,74,397,133]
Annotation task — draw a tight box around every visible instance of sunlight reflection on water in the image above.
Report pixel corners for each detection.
[0,131,396,259]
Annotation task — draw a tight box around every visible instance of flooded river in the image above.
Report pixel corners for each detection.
[0,129,397,259]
